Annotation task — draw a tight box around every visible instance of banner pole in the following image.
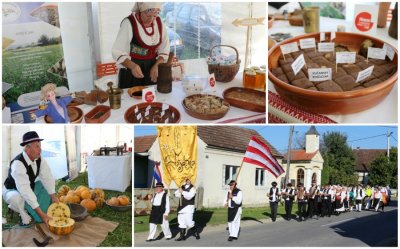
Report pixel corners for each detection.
[234,158,246,183]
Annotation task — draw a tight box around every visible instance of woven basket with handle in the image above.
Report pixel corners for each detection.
[208,45,241,83]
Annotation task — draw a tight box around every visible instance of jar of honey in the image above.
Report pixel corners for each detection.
[255,70,266,90]
[243,69,256,89]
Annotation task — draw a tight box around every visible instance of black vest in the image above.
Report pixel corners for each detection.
[227,188,242,208]
[4,153,41,191]
[177,184,195,212]
[149,191,167,224]
[286,188,295,201]
[269,187,279,202]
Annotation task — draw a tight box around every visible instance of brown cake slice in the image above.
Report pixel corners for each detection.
[342,64,362,74]
[277,74,290,83]
[291,78,315,89]
[372,66,388,78]
[363,78,382,87]
[316,80,343,92]
[334,75,359,91]
[271,67,285,77]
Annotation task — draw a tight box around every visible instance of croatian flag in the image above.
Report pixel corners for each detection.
[243,136,285,178]
[153,161,162,183]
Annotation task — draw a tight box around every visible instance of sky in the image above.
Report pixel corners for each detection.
[134,125,398,153]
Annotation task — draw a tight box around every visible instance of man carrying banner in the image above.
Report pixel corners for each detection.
[174,177,200,241]
[146,182,172,242]
[224,180,242,241]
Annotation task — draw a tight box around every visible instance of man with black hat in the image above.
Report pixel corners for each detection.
[224,180,242,241]
[146,182,172,242]
[282,182,295,221]
[307,180,320,219]
[174,177,200,241]
[267,181,281,222]
[3,131,58,226]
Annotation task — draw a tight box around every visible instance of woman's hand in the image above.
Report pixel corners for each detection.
[130,63,144,78]
[150,64,158,82]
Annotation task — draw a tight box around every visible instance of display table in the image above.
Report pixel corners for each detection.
[36,73,265,124]
[87,154,131,192]
[268,17,398,123]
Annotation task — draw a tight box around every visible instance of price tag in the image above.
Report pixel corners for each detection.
[320,33,325,42]
[356,65,374,83]
[162,103,170,111]
[308,68,332,82]
[318,42,335,52]
[136,113,142,120]
[134,106,139,114]
[144,110,150,116]
[208,73,216,89]
[146,105,151,112]
[299,38,316,49]
[142,86,156,103]
[331,32,336,41]
[336,52,356,64]
[383,43,395,61]
[280,42,299,55]
[291,54,306,75]
[367,47,386,60]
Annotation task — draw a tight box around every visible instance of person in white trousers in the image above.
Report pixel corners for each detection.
[224,180,243,241]
[355,184,365,212]
[174,178,200,241]
[146,182,172,242]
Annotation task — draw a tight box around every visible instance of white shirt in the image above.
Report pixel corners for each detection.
[283,188,294,201]
[224,189,243,208]
[174,184,196,214]
[112,13,170,66]
[9,152,55,209]
[269,187,280,202]
[151,190,170,215]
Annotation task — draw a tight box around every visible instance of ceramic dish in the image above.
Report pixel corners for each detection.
[223,87,266,112]
[106,200,132,212]
[182,94,230,120]
[124,102,181,123]
[268,32,398,114]
[45,106,83,123]
[84,105,111,123]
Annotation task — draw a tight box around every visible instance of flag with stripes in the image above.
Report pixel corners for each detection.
[153,161,162,183]
[243,136,285,178]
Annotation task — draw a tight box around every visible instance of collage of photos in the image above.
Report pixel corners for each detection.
[0,1,398,248]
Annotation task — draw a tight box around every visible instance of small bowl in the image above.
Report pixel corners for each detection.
[182,94,230,120]
[45,106,83,123]
[127,86,147,99]
[67,203,89,221]
[268,32,398,114]
[124,102,181,123]
[106,200,132,212]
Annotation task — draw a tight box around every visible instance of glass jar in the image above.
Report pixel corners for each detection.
[243,69,256,89]
[255,70,266,90]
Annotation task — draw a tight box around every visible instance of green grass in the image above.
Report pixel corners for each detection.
[134,203,298,233]
[2,172,132,247]
[3,44,68,103]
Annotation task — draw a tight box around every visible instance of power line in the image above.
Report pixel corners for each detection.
[348,133,387,143]
[390,134,398,143]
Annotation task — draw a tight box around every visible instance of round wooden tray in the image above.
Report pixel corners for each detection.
[223,87,266,113]
[45,106,83,123]
[124,102,181,123]
[268,32,398,114]
[182,94,230,120]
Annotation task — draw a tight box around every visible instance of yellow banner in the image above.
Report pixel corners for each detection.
[157,126,197,187]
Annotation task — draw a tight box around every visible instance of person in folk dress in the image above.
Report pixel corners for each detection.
[224,180,243,241]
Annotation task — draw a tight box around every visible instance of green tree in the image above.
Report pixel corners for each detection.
[321,132,358,185]
[38,35,50,46]
[368,147,397,188]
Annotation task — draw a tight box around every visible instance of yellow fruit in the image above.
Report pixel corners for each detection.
[108,197,119,206]
[94,197,105,208]
[64,194,80,204]
[80,190,91,200]
[57,185,71,197]
[47,203,74,235]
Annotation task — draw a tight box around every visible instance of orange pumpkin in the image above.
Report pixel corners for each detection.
[94,197,105,208]
[57,185,71,197]
[94,188,105,199]
[117,195,130,206]
[75,186,90,197]
[80,190,91,200]
[81,199,96,212]
[108,197,120,206]
[64,194,80,204]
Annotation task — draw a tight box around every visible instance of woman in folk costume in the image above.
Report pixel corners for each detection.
[380,186,388,210]
[354,184,365,212]
[334,186,345,214]
[174,178,200,241]
[224,180,242,241]
[343,186,350,212]
[372,186,384,212]
[112,2,170,88]
[146,182,172,242]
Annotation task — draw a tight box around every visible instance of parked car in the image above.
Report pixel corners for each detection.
[164,3,221,53]
[168,28,184,58]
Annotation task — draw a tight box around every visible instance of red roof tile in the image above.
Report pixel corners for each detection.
[284,150,318,161]
[353,149,386,172]
[134,135,157,153]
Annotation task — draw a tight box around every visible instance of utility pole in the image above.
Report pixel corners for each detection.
[285,126,294,185]
[386,130,393,158]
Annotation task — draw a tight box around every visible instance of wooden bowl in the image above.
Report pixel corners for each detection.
[45,106,83,123]
[268,32,398,114]
[182,94,230,120]
[223,87,266,112]
[84,105,111,123]
[106,200,132,212]
[124,102,181,123]
[127,86,147,99]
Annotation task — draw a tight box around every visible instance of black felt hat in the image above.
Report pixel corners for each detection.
[155,182,164,188]
[20,131,44,146]
[272,181,277,187]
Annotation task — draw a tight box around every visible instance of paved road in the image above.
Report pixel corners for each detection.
[135,203,397,247]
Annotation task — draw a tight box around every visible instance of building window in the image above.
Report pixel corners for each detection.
[255,168,265,186]
[224,165,238,185]
[312,172,317,183]
[297,169,305,186]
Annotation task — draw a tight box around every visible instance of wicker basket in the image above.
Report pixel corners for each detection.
[208,45,241,83]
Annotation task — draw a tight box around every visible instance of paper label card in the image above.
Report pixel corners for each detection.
[291,54,306,75]
[308,68,332,82]
[367,47,386,60]
[383,43,395,61]
[280,42,299,55]
[208,73,216,89]
[353,5,378,35]
[336,52,356,64]
[331,32,336,41]
[320,33,325,42]
[162,103,170,111]
[143,86,156,103]
[356,65,374,83]
[299,38,316,49]
[318,42,335,52]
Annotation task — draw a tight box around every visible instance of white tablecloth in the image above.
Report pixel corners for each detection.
[268,17,398,123]
[87,154,131,192]
[36,74,265,124]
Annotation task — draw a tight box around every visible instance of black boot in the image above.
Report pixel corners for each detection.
[192,226,200,240]
[175,229,186,241]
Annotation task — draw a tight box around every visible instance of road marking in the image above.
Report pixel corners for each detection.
[321,218,355,227]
